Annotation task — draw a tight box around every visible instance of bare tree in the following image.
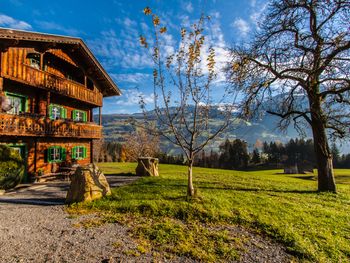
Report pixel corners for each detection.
[124,128,159,162]
[226,0,349,192]
[140,8,232,197]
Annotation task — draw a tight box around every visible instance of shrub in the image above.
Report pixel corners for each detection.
[0,145,25,190]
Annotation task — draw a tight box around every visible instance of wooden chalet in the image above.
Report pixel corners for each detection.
[0,28,121,180]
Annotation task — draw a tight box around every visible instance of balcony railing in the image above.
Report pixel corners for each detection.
[0,113,102,139]
[2,64,103,106]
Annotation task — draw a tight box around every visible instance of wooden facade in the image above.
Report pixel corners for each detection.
[0,29,120,180]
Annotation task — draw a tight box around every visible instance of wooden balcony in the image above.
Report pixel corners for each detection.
[0,113,102,139]
[1,64,103,107]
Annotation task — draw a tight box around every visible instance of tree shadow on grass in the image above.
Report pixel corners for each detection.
[274,173,316,181]
[197,185,318,194]
[105,172,136,177]
[291,175,316,181]
[0,197,65,206]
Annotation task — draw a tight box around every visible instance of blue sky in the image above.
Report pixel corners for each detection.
[0,0,267,114]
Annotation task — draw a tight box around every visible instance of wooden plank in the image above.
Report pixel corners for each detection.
[18,48,23,78]
[0,77,3,93]
[13,48,18,78]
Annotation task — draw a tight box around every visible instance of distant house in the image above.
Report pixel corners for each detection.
[0,28,121,180]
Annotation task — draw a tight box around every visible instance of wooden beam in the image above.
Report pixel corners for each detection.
[34,43,56,53]
[99,107,102,125]
[46,91,51,117]
[90,140,94,163]
[40,53,44,71]
[0,51,2,78]
[0,40,19,52]
[31,96,36,114]
[0,77,3,95]
[33,138,37,174]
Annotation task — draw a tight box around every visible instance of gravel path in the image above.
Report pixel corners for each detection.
[0,176,295,263]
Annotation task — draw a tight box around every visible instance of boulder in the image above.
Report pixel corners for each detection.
[136,157,159,177]
[66,163,111,204]
[284,164,299,174]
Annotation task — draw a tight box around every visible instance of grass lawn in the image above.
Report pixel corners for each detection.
[68,163,350,262]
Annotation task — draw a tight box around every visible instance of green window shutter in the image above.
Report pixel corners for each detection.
[72,110,76,120]
[25,97,29,112]
[49,105,53,119]
[47,147,53,162]
[72,146,76,159]
[61,107,67,119]
[83,147,87,159]
[61,147,66,161]
[83,111,87,122]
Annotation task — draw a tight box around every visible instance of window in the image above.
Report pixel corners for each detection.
[72,146,87,160]
[26,53,40,69]
[49,104,67,120]
[47,146,66,163]
[72,110,87,122]
[5,93,27,115]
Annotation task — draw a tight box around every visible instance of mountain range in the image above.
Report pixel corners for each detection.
[97,106,348,154]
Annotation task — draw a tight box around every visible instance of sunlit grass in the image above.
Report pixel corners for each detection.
[69,163,350,262]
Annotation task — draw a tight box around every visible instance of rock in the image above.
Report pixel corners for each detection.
[66,164,111,204]
[136,157,159,177]
[284,164,298,174]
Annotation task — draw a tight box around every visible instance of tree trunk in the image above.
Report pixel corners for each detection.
[187,160,195,197]
[309,96,337,193]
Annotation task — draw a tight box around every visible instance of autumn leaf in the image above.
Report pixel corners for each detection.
[153,69,158,79]
[181,28,186,39]
[139,35,148,48]
[143,7,151,15]
[160,27,167,34]
[153,15,160,26]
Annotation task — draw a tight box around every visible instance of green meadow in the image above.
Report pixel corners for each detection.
[69,163,350,262]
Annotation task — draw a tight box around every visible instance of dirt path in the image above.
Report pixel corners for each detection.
[0,175,144,263]
[0,176,295,263]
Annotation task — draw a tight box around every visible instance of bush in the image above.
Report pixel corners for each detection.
[0,145,25,190]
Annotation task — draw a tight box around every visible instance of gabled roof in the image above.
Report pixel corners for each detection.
[0,28,121,97]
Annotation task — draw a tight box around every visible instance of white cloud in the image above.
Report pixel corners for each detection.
[111,73,151,83]
[250,0,257,7]
[249,3,268,29]
[140,22,149,32]
[232,18,251,37]
[88,30,153,70]
[0,14,32,30]
[178,15,190,28]
[35,21,81,36]
[197,12,230,84]
[183,2,193,13]
[114,89,154,106]
[123,17,137,27]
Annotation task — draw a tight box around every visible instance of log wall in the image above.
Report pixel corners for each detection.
[1,137,91,176]
[1,47,103,106]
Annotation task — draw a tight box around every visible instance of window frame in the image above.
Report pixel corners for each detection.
[47,146,66,163]
[4,92,28,115]
[26,53,41,69]
[49,104,67,120]
[72,146,87,160]
[72,109,87,122]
